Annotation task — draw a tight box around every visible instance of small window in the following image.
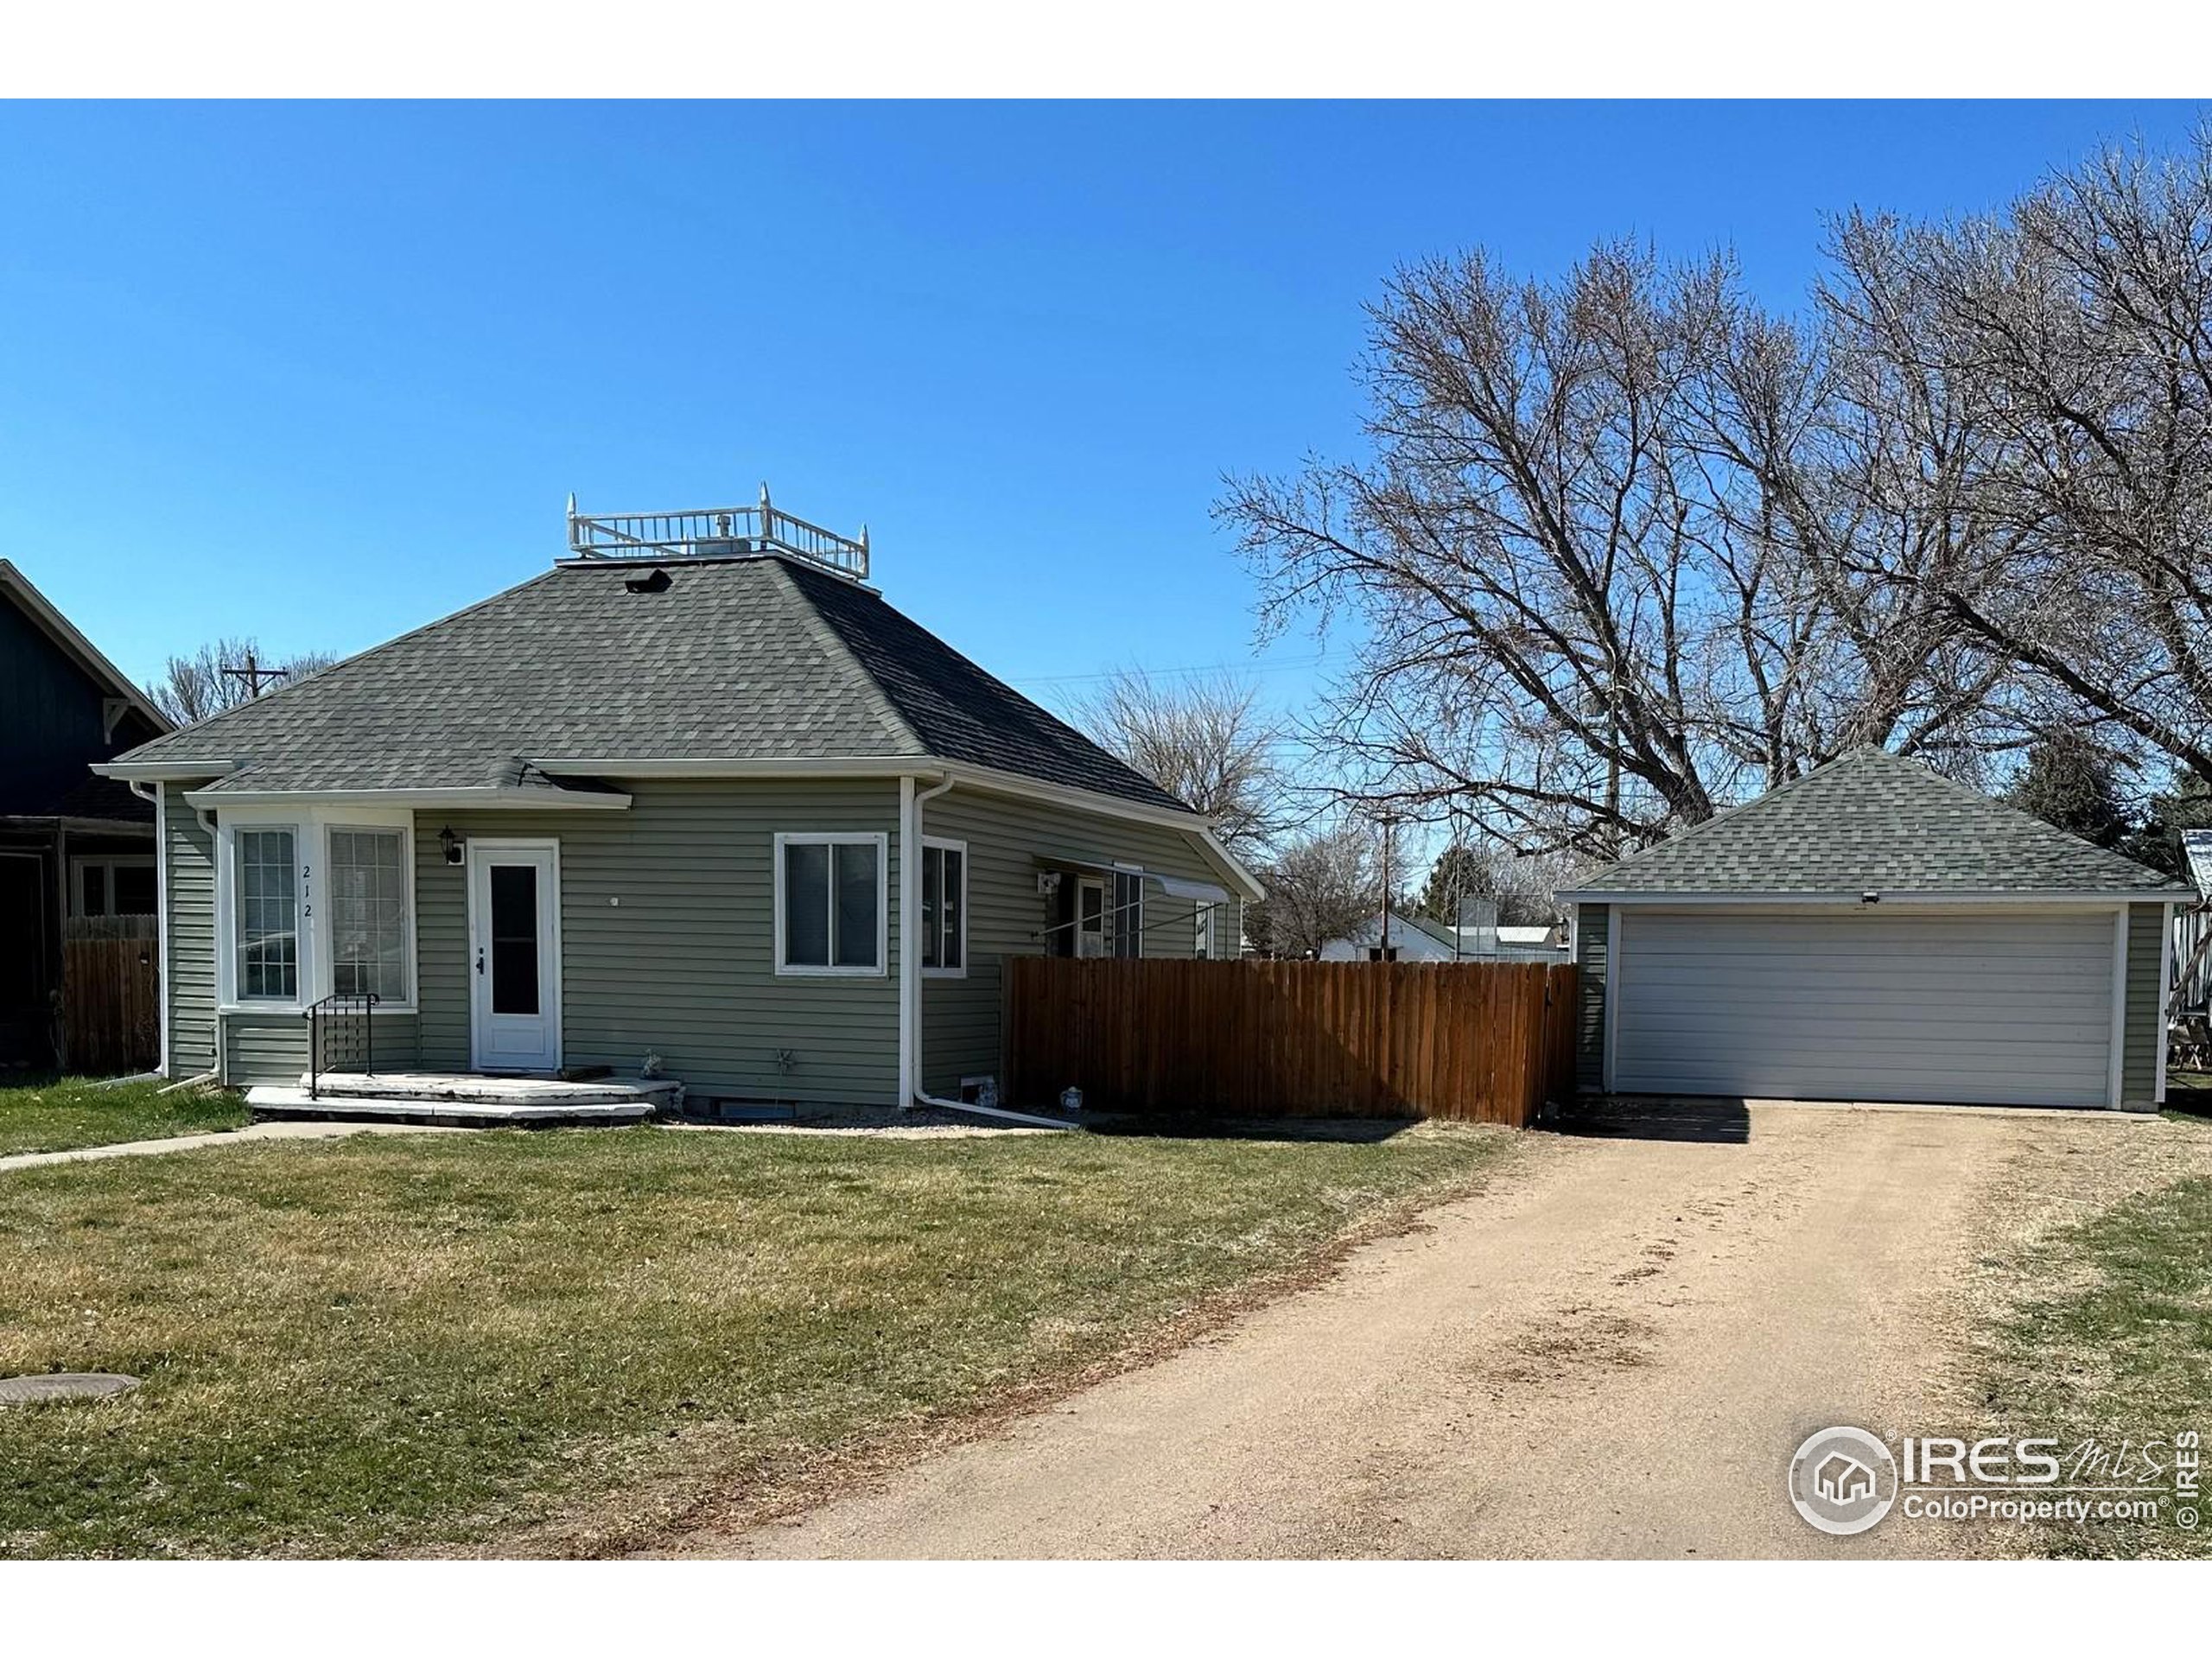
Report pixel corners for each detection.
[328,828,410,1002]
[72,855,156,918]
[778,834,885,974]
[1110,869,1143,959]
[922,840,966,974]
[1195,902,1215,960]
[236,828,300,1000]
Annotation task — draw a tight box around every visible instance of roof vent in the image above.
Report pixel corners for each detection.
[624,568,673,594]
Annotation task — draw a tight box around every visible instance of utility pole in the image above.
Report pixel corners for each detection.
[1377,810,1397,963]
[219,651,288,700]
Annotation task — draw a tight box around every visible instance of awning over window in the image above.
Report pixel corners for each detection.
[1149,873,1230,904]
[1034,854,1229,905]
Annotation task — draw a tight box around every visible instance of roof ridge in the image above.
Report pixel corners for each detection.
[1589,750,1854,880]
[0,557,173,734]
[1572,744,2196,897]
[128,565,566,756]
[765,558,928,755]
[777,558,1196,814]
[1888,746,2192,886]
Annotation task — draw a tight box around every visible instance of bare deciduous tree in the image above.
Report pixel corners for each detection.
[1071,667,1289,855]
[1217,242,1987,858]
[1242,821,1382,959]
[1819,133,2212,786]
[146,638,337,728]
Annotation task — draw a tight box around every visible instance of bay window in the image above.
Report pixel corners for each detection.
[235,827,300,1001]
[328,828,410,1001]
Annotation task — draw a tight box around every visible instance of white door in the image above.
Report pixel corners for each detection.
[468,842,561,1072]
[1074,877,1108,958]
[1611,907,2117,1108]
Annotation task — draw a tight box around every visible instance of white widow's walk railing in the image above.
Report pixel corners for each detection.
[564,482,869,581]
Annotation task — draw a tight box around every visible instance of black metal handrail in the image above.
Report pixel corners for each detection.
[305,991,378,1098]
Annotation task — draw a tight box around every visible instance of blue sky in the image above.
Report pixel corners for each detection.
[2,100,2202,717]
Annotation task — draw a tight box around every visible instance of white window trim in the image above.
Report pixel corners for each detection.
[70,853,156,918]
[214,805,418,1014]
[219,820,305,1008]
[773,830,890,978]
[922,836,968,980]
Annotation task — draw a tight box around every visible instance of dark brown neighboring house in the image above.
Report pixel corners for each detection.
[0,560,171,1069]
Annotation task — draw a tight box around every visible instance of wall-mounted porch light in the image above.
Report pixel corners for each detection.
[441,826,463,866]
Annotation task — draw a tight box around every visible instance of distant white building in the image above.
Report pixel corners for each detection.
[1319,910,1567,963]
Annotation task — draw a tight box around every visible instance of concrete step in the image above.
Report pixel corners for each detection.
[289,1071,683,1109]
[245,1085,659,1128]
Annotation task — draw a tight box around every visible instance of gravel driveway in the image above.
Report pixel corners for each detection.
[694,1101,2163,1560]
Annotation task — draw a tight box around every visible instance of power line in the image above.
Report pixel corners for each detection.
[1003,650,1351,689]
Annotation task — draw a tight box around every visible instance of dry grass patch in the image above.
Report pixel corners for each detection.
[1951,1112,2212,1559]
[0,1119,1517,1557]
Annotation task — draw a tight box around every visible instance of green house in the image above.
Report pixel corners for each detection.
[96,495,1259,1117]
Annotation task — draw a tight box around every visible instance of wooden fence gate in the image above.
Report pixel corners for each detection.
[61,915,160,1075]
[1003,958,1577,1126]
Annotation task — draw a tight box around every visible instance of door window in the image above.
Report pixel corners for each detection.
[489,863,540,1015]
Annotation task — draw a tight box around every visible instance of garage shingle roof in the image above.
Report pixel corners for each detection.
[111,556,1191,813]
[1565,747,2195,898]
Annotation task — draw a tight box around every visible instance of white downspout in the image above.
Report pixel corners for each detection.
[131,780,173,1078]
[899,772,1070,1130]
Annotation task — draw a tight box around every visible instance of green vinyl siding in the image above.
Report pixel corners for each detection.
[2123,902,2164,1108]
[916,783,1244,1097]
[162,784,217,1077]
[415,778,901,1106]
[1575,903,1609,1090]
[163,772,1241,1104]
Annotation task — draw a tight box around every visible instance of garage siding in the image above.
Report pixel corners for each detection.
[2123,902,2164,1108]
[1611,907,2118,1109]
[1575,904,1609,1089]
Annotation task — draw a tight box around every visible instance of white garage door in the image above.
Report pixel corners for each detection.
[1611,908,2116,1108]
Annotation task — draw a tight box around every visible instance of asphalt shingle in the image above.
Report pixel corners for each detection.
[1567,747,2194,898]
[113,556,1191,813]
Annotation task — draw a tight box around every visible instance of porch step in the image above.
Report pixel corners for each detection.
[247,1071,682,1128]
[289,1071,683,1109]
[245,1085,660,1128]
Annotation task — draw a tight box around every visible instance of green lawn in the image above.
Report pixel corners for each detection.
[0,1077,250,1159]
[0,1120,1516,1557]
[1974,1144,2212,1559]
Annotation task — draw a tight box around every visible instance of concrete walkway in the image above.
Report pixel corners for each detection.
[0,1120,468,1173]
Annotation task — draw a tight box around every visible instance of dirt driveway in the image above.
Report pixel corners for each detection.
[689,1101,2171,1560]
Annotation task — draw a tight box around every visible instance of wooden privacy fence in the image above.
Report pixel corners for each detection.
[1003,958,1578,1126]
[61,915,160,1075]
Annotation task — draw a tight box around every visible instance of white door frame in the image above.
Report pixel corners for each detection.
[1073,874,1107,959]
[467,838,563,1073]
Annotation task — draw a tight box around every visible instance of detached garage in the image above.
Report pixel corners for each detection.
[1560,748,2196,1111]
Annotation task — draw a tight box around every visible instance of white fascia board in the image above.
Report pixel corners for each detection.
[1554,889,2168,907]
[181,785,633,811]
[529,753,1269,901]
[92,760,242,782]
